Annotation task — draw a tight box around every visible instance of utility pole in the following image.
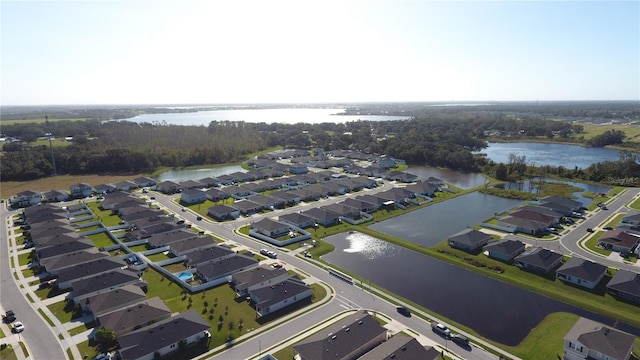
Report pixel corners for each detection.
[46,115,57,175]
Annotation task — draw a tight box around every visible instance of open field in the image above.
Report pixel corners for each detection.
[578,123,640,144]
[1,174,144,199]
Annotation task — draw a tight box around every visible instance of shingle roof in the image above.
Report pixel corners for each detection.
[448,229,490,246]
[606,270,640,297]
[556,258,607,282]
[484,239,525,256]
[359,334,439,360]
[97,297,170,335]
[565,317,635,360]
[85,284,147,316]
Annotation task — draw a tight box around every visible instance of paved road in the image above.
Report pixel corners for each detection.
[153,190,505,360]
[1,205,67,360]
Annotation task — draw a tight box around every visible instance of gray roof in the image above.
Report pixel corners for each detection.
[232,265,288,291]
[196,254,259,280]
[40,249,108,273]
[301,208,339,223]
[565,317,635,360]
[253,218,289,232]
[278,212,314,226]
[146,229,198,248]
[55,257,126,284]
[169,236,216,255]
[185,245,235,266]
[556,258,607,282]
[606,270,640,297]
[117,310,210,360]
[359,334,439,360]
[293,310,387,360]
[37,238,95,260]
[69,269,141,299]
[515,247,562,270]
[84,284,147,316]
[230,199,262,211]
[253,277,311,311]
[484,239,525,256]
[448,229,490,246]
[97,297,170,335]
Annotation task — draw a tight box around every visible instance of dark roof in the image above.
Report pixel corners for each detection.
[85,284,147,316]
[484,239,525,256]
[185,245,235,266]
[606,270,640,297]
[247,194,281,207]
[232,265,288,291]
[168,236,216,255]
[448,229,490,246]
[40,249,108,273]
[270,191,302,202]
[359,334,439,360]
[33,233,81,248]
[278,212,314,226]
[599,230,640,249]
[540,196,583,209]
[252,277,311,311]
[230,199,262,211]
[515,247,562,270]
[321,203,360,218]
[253,218,289,232]
[55,257,126,284]
[196,254,259,280]
[565,317,635,360]
[293,310,387,360]
[556,258,607,282]
[70,269,141,299]
[301,208,339,222]
[117,310,210,360]
[37,238,95,260]
[97,297,170,335]
[146,229,198,248]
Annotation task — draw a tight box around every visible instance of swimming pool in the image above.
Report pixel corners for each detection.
[177,271,193,282]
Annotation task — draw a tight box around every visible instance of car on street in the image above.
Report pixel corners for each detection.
[272,263,283,269]
[587,228,594,233]
[603,226,613,230]
[396,306,411,317]
[451,333,469,346]
[196,216,203,221]
[3,310,16,323]
[431,322,450,337]
[11,321,24,333]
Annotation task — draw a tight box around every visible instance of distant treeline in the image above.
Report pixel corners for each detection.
[1,112,639,186]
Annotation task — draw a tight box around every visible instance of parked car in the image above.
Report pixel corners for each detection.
[11,321,24,333]
[603,226,613,230]
[396,306,411,317]
[587,228,594,233]
[272,263,283,269]
[3,310,16,323]
[92,353,111,360]
[431,322,450,337]
[451,333,469,346]
[620,251,630,258]
[196,216,203,221]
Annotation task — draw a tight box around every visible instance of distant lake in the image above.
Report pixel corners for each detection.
[123,108,410,125]
[481,142,622,168]
[156,165,244,182]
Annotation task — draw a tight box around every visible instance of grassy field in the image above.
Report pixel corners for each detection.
[1,174,145,199]
[579,123,640,143]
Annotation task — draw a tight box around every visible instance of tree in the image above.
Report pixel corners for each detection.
[94,328,117,351]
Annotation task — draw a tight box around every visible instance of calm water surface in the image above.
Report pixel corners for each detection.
[481,142,622,168]
[406,166,487,189]
[369,192,522,246]
[323,232,640,345]
[124,108,410,125]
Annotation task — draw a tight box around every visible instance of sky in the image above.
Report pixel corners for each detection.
[1,0,639,105]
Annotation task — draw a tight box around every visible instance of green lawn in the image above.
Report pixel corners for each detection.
[85,201,123,227]
[504,312,578,360]
[0,344,18,360]
[47,300,82,324]
[17,250,35,267]
[145,252,171,262]
[584,231,611,256]
[87,232,116,249]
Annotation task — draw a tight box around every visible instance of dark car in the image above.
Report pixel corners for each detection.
[603,226,613,230]
[587,228,594,233]
[196,216,203,221]
[4,310,16,323]
[451,333,469,346]
[397,306,411,317]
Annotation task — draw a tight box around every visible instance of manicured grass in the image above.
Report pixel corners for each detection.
[0,345,17,360]
[604,213,625,227]
[68,321,95,336]
[76,339,103,360]
[85,201,123,227]
[87,232,116,249]
[127,244,148,252]
[17,250,35,267]
[630,196,640,211]
[47,300,82,324]
[580,123,640,144]
[504,312,578,360]
[584,232,611,256]
[163,262,188,273]
[145,252,171,262]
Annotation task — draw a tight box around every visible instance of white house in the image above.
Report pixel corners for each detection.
[69,183,93,198]
[180,189,206,204]
[564,317,635,360]
[10,190,42,207]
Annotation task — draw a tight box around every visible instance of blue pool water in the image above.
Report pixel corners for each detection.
[177,272,193,281]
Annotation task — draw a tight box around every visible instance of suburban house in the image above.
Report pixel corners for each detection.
[514,247,563,274]
[231,265,289,297]
[207,204,240,221]
[94,184,116,194]
[179,179,203,189]
[70,183,94,198]
[40,249,109,276]
[205,188,230,202]
[278,212,315,229]
[196,254,259,285]
[598,230,640,254]
[253,218,290,238]
[497,216,549,235]
[230,199,263,216]
[68,269,144,303]
[168,236,216,257]
[241,182,267,194]
[184,245,236,267]
[132,176,156,188]
[508,209,557,228]
[269,191,302,206]
[484,239,526,262]
[146,229,199,248]
[556,258,608,289]
[222,185,253,198]
[155,180,180,194]
[321,203,361,220]
[180,189,206,204]
[447,229,491,252]
[293,310,388,360]
[354,194,385,210]
[359,334,440,360]
[42,190,69,203]
[621,213,640,226]
[540,196,583,212]
[564,317,635,360]
[301,208,340,227]
[198,177,221,188]
[10,190,42,207]
[606,270,640,305]
[115,310,210,360]
[97,297,171,336]
[404,181,438,198]
[114,180,137,192]
[80,284,147,317]
[54,257,127,290]
[247,194,284,210]
[36,237,95,260]
[251,277,312,317]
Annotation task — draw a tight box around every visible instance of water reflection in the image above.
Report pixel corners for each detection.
[406,166,487,189]
[342,232,397,259]
[157,165,245,182]
[323,232,640,345]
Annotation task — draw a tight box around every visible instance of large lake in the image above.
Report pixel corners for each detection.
[481,142,622,168]
[322,232,640,345]
[123,108,410,125]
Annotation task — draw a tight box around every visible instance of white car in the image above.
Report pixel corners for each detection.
[12,321,24,333]
[92,353,111,360]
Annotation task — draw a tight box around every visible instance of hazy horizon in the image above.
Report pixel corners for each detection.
[2,1,638,106]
